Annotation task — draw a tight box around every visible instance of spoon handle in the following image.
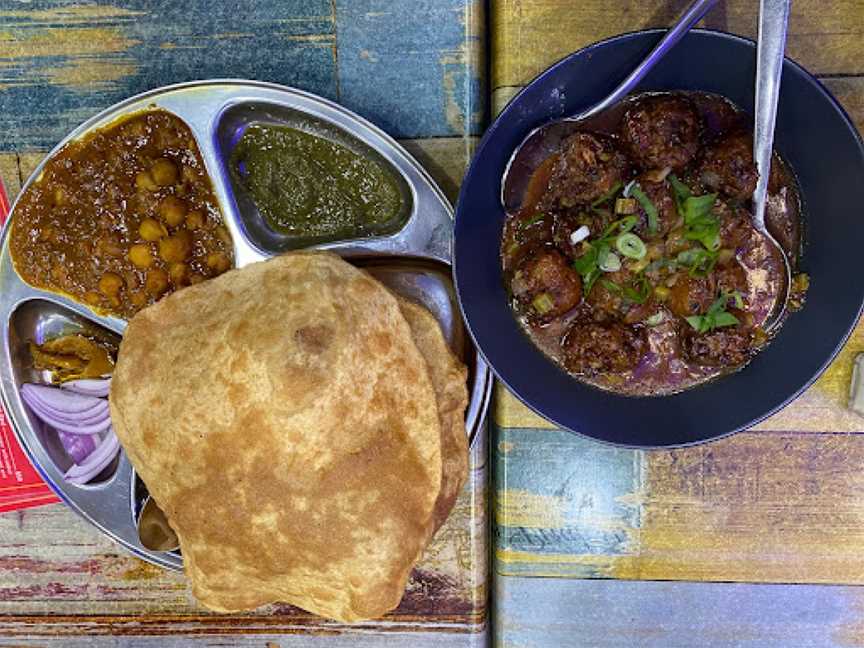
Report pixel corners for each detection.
[576,0,719,121]
[752,0,792,231]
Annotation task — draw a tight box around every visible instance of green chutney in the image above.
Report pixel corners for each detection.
[230,123,405,240]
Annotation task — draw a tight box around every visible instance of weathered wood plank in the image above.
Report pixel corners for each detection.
[335,0,485,138]
[0,0,338,152]
[491,0,864,89]
[495,425,864,584]
[495,576,864,648]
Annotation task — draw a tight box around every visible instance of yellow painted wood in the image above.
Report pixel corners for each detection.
[492,0,864,90]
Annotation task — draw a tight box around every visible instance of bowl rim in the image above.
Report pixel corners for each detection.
[454,27,864,449]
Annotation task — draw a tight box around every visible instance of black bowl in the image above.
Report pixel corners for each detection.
[453,29,864,447]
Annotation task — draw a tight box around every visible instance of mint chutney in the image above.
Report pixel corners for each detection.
[230,123,406,239]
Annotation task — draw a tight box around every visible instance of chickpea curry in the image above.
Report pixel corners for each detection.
[10,109,234,319]
[502,92,808,396]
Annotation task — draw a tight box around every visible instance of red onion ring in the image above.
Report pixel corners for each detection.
[64,428,119,485]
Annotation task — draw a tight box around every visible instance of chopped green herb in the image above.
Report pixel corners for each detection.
[685,291,742,333]
[629,184,658,235]
[668,174,692,204]
[676,248,718,277]
[681,193,720,251]
[519,213,546,230]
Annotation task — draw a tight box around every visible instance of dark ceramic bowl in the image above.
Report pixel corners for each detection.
[454,29,864,447]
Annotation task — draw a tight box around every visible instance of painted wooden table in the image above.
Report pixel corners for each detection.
[0,2,488,645]
[490,1,864,646]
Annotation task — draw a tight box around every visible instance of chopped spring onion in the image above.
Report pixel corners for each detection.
[590,181,623,208]
[629,184,659,235]
[570,225,591,245]
[623,274,652,304]
[622,179,636,198]
[614,197,638,215]
[532,292,555,315]
[598,248,621,272]
[616,233,647,260]
[520,213,546,229]
[645,312,665,326]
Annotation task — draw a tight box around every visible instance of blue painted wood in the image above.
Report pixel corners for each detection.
[0,0,337,151]
[495,426,643,574]
[0,0,483,152]
[495,576,862,647]
[335,0,484,138]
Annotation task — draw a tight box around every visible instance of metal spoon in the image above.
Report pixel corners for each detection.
[501,0,719,211]
[137,496,179,552]
[752,0,793,330]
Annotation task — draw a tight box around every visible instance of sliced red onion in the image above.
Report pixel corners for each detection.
[21,388,110,435]
[58,430,100,464]
[20,381,119,485]
[21,384,104,413]
[65,428,119,485]
[60,378,111,398]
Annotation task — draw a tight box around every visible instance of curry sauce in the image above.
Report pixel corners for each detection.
[10,109,234,319]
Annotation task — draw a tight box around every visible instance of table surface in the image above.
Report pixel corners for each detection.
[490,1,864,646]
[0,1,488,646]
[4,1,864,646]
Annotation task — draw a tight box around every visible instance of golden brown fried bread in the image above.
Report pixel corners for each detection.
[110,251,443,622]
[396,298,469,533]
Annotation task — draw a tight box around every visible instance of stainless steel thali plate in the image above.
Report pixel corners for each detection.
[0,80,491,571]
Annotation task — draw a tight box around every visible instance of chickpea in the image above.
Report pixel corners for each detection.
[135,171,158,192]
[139,217,168,242]
[158,195,187,227]
[150,157,179,186]
[98,272,124,297]
[84,291,103,306]
[206,251,231,274]
[128,244,154,269]
[185,210,205,230]
[145,268,170,297]
[129,291,147,308]
[168,262,188,285]
[53,187,67,207]
[158,231,191,264]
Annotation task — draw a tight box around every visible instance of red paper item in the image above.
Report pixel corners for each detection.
[0,176,60,512]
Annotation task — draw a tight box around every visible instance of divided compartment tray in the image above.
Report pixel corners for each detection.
[0,81,492,570]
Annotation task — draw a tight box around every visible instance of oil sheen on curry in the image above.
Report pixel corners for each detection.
[10,109,234,319]
[502,92,808,396]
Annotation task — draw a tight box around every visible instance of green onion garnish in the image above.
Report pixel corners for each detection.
[622,274,651,304]
[519,213,546,230]
[645,312,665,326]
[615,233,647,260]
[629,184,658,235]
[598,248,621,272]
[531,292,555,315]
[590,181,624,208]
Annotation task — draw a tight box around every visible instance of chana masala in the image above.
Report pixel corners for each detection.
[10,109,234,319]
[502,92,808,396]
